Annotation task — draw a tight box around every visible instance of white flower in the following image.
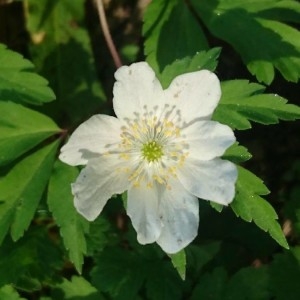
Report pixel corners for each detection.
[59,62,237,254]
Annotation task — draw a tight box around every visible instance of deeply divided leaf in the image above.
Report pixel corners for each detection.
[231,166,289,249]
[51,276,104,300]
[222,143,252,164]
[0,43,55,105]
[0,140,59,243]
[0,101,61,166]
[0,285,25,300]
[48,161,89,273]
[159,48,221,88]
[0,228,62,291]
[191,0,300,84]
[143,0,209,74]
[213,80,300,130]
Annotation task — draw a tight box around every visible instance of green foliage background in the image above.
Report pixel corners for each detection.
[0,0,300,299]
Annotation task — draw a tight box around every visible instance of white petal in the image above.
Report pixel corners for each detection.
[165,70,221,122]
[182,120,236,161]
[127,184,162,244]
[72,156,130,221]
[178,158,237,205]
[59,115,122,166]
[113,62,164,120]
[156,180,199,254]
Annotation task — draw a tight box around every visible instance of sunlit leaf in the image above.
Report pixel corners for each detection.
[0,140,59,243]
[143,0,209,73]
[0,285,25,300]
[0,43,55,105]
[168,249,186,280]
[191,0,300,84]
[0,101,61,166]
[159,48,221,88]
[222,143,252,164]
[213,80,300,130]
[231,166,289,249]
[51,276,105,300]
[48,161,89,273]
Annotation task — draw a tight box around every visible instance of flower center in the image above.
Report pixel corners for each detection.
[109,104,189,189]
[142,141,163,162]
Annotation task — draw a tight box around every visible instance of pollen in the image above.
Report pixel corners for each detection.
[142,141,164,162]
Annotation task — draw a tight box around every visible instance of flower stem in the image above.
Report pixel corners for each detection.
[94,0,122,69]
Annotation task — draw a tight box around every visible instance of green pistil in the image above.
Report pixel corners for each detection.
[142,141,163,162]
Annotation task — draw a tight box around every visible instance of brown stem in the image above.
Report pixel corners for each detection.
[94,0,122,69]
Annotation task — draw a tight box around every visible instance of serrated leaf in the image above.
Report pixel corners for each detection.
[213,0,300,23]
[47,160,89,273]
[231,166,289,249]
[86,216,114,256]
[52,276,105,300]
[25,0,106,124]
[0,101,61,166]
[191,0,300,84]
[91,247,146,300]
[159,48,221,88]
[0,228,62,291]
[223,142,252,163]
[168,249,186,280]
[0,43,55,105]
[213,80,300,130]
[143,0,209,74]
[0,140,59,243]
[0,285,25,300]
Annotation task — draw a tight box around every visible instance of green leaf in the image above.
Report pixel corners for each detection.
[191,0,300,84]
[145,260,184,300]
[0,101,61,166]
[270,247,300,300]
[159,48,221,88]
[284,184,300,236]
[213,80,300,130]
[186,242,221,275]
[52,276,105,300]
[0,140,59,243]
[86,216,114,257]
[0,228,62,291]
[190,267,227,300]
[0,43,55,105]
[168,249,186,280]
[0,285,25,300]
[26,0,106,124]
[143,0,209,74]
[222,142,252,163]
[47,160,89,273]
[231,166,289,249]
[225,266,270,300]
[91,247,146,300]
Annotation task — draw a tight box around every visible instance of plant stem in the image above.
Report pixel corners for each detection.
[94,0,122,69]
